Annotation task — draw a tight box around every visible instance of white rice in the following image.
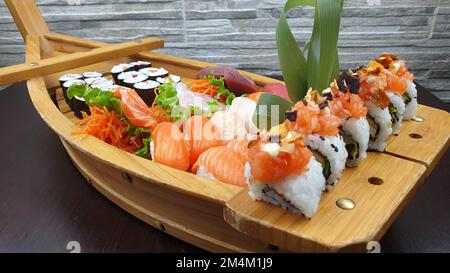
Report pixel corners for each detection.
[303,134,347,190]
[246,158,326,218]
[196,165,219,181]
[386,91,406,135]
[341,117,370,167]
[403,81,418,120]
[365,101,392,151]
[149,141,155,160]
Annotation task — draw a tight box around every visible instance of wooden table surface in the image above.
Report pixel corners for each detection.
[0,82,448,253]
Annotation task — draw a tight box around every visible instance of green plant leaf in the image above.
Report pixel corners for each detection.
[252,93,293,130]
[276,0,343,100]
[306,0,343,92]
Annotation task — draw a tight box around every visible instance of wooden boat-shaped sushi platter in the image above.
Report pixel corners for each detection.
[0,0,449,252]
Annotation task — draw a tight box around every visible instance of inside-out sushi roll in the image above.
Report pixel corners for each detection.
[133,80,160,106]
[122,72,148,89]
[246,135,326,218]
[286,92,347,190]
[129,60,151,71]
[375,54,417,120]
[325,77,370,167]
[357,61,393,151]
[111,63,132,83]
[62,79,85,108]
[82,71,103,79]
[139,67,169,80]
[156,74,181,84]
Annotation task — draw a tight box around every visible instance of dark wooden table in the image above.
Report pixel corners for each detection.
[0,82,448,253]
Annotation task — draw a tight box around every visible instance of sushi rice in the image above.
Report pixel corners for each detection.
[340,117,370,167]
[303,134,347,190]
[246,158,326,218]
[403,81,418,120]
[386,91,406,135]
[365,101,392,151]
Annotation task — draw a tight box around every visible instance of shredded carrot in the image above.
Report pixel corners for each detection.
[189,79,218,97]
[150,104,173,123]
[72,106,142,153]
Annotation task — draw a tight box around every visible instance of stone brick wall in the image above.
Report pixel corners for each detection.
[0,0,449,102]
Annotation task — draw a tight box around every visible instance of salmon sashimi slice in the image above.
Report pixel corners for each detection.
[184,115,224,166]
[192,146,247,187]
[113,86,158,130]
[151,122,190,171]
[226,139,249,162]
[248,139,312,183]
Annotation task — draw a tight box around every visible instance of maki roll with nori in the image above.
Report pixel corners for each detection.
[139,67,169,80]
[156,74,181,84]
[122,72,148,89]
[91,84,119,92]
[59,73,82,102]
[129,61,151,71]
[133,80,160,106]
[72,96,90,119]
[324,78,370,167]
[82,71,103,79]
[62,79,85,108]
[111,63,132,83]
[246,134,326,218]
[357,61,393,151]
[84,76,109,86]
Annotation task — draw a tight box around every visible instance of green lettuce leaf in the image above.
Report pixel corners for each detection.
[134,136,152,158]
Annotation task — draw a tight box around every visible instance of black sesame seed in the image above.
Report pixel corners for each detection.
[319,136,325,141]
[331,143,338,152]
[319,102,328,109]
[269,135,281,144]
[285,110,297,122]
[323,92,333,101]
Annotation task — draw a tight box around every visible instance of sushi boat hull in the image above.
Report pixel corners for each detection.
[2,0,449,252]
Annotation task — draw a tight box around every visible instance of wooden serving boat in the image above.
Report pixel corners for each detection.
[0,0,449,252]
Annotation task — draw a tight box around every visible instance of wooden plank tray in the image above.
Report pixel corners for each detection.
[1,0,449,253]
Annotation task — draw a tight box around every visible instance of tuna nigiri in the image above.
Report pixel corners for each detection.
[192,146,247,187]
[150,122,190,171]
[184,115,223,166]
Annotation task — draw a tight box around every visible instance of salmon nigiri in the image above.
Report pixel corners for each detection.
[192,146,247,187]
[151,122,190,171]
[184,115,223,166]
[226,139,249,162]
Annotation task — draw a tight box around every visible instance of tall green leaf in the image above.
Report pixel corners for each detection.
[277,0,343,100]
